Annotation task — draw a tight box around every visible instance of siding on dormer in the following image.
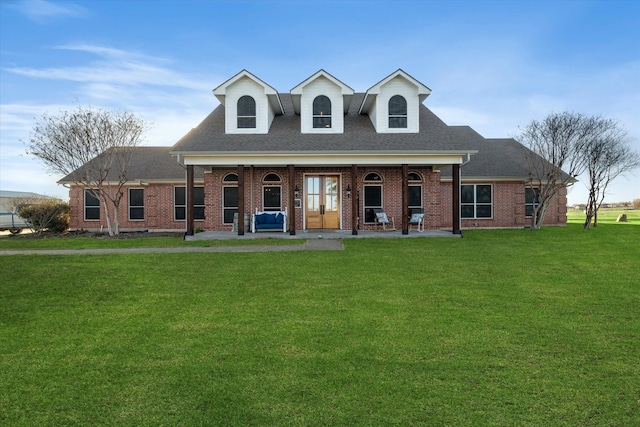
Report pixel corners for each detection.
[299,76,345,134]
[372,77,420,133]
[224,77,275,134]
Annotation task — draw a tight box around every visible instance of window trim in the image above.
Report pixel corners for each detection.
[363,184,383,224]
[408,184,422,216]
[174,186,205,221]
[237,95,256,129]
[388,95,408,129]
[525,187,540,218]
[461,184,493,219]
[312,95,332,129]
[128,188,145,221]
[84,189,100,221]
[222,185,238,225]
[262,185,282,212]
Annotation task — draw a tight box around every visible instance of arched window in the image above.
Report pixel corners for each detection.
[363,172,383,223]
[263,173,282,183]
[408,172,422,182]
[262,173,282,211]
[364,172,382,182]
[222,173,238,183]
[313,95,332,128]
[389,95,407,128]
[408,172,423,216]
[237,96,256,128]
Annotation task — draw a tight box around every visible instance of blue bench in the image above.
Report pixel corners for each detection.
[251,211,287,233]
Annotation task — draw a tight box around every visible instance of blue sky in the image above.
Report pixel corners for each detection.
[1,0,639,205]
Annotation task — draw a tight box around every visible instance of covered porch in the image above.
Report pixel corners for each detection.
[177,150,473,237]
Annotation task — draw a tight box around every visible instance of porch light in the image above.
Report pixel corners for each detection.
[346,184,351,198]
[294,185,300,198]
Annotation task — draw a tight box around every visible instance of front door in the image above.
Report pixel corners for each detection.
[305,175,340,229]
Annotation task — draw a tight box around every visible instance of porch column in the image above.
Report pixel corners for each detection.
[452,164,462,235]
[186,165,194,236]
[237,165,245,236]
[351,164,358,235]
[402,164,409,235]
[288,164,296,235]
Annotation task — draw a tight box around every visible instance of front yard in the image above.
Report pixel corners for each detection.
[1,223,638,425]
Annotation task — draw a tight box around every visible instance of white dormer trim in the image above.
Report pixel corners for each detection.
[359,69,431,134]
[290,70,355,134]
[213,70,284,134]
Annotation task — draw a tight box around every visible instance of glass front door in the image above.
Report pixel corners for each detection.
[305,175,340,229]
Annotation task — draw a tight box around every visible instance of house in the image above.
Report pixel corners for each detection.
[60,69,568,235]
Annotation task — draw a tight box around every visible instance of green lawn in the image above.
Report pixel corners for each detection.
[1,224,639,426]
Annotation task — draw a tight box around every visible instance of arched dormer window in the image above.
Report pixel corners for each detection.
[389,95,407,128]
[237,96,256,128]
[313,95,332,128]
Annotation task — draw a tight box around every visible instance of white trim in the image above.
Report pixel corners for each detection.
[176,151,476,167]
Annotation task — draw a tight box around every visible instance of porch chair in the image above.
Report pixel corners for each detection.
[409,209,425,232]
[374,209,396,231]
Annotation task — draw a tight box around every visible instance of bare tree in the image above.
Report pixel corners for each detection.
[26,106,149,236]
[583,126,639,228]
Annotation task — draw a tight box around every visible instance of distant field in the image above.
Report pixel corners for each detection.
[567,207,639,225]
[1,223,639,426]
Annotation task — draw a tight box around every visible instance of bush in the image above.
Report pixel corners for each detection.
[633,199,640,210]
[18,200,69,233]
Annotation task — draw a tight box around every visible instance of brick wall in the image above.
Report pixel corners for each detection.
[67,169,568,232]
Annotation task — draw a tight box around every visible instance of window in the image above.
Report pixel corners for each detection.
[237,96,256,128]
[222,173,238,224]
[223,187,238,224]
[84,190,100,220]
[364,185,382,223]
[262,173,282,211]
[129,188,144,220]
[363,172,383,223]
[408,172,422,216]
[461,184,492,219]
[174,186,205,221]
[263,187,281,211]
[389,95,407,128]
[525,187,540,217]
[223,173,238,182]
[313,95,332,128]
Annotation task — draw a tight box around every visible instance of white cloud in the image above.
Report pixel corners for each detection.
[6,0,88,23]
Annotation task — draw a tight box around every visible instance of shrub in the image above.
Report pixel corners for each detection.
[633,199,640,210]
[18,200,69,233]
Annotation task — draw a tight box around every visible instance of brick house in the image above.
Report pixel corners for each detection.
[60,69,567,235]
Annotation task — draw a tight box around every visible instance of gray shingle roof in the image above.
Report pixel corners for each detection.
[58,146,203,183]
[441,138,533,179]
[171,93,485,153]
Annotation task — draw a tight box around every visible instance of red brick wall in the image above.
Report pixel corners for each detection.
[67,169,568,232]
[439,180,568,229]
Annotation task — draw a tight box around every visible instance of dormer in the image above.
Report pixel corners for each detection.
[213,70,284,134]
[359,69,431,133]
[290,70,354,134]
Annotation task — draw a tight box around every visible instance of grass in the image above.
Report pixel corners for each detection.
[0,233,303,250]
[1,223,639,425]
[567,206,640,225]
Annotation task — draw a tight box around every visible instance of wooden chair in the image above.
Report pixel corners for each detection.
[409,210,425,232]
[374,209,396,231]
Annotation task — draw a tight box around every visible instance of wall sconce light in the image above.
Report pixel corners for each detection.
[294,184,300,198]
[346,184,351,198]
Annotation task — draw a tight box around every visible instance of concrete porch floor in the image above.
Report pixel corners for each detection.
[185,229,460,241]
